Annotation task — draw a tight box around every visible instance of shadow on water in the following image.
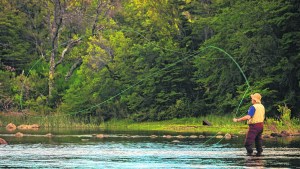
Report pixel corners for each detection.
[1,128,300,168]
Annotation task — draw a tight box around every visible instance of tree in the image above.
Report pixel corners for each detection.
[0,0,32,73]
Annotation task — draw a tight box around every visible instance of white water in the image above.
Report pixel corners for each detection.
[1,139,300,168]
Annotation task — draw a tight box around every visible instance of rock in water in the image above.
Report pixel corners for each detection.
[0,138,7,144]
[6,123,17,131]
[224,133,232,139]
[15,132,24,137]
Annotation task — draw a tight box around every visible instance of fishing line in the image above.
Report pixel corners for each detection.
[6,5,252,148]
[18,29,251,122]
[12,25,251,149]
[205,46,251,117]
[69,44,247,116]
[19,57,44,109]
[65,39,250,146]
[18,38,85,110]
[17,29,251,145]
[71,49,195,115]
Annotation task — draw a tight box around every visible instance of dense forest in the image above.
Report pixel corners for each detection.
[0,0,299,122]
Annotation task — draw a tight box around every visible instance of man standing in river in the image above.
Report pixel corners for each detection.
[233,93,265,156]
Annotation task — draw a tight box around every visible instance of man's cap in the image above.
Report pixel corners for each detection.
[251,93,262,103]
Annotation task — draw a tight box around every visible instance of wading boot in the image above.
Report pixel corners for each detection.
[255,152,262,157]
[246,152,253,156]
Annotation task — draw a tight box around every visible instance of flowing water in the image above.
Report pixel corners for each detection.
[0,128,300,168]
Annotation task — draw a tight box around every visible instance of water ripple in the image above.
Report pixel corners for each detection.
[1,143,300,168]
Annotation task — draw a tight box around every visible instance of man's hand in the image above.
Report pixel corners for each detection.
[233,118,238,122]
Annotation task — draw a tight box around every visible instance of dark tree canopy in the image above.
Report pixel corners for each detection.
[0,0,299,121]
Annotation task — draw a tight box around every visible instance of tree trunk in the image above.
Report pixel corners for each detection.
[48,0,62,103]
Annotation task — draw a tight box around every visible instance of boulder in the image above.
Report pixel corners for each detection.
[17,124,40,130]
[6,123,16,131]
[224,133,232,139]
[203,120,212,126]
[31,124,40,128]
[17,125,30,130]
[0,138,7,144]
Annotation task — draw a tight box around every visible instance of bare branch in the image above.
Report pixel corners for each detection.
[65,58,83,80]
[55,38,81,68]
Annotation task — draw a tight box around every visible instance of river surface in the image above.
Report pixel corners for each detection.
[0,128,300,168]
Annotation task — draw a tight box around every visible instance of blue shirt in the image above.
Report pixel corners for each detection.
[248,105,256,117]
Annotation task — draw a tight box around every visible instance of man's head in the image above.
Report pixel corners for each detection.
[251,93,262,103]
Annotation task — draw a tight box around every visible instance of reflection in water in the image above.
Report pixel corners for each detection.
[245,157,265,168]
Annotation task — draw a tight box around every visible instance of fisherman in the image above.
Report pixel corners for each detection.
[233,93,265,156]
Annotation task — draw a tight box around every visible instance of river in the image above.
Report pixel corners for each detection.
[0,129,299,168]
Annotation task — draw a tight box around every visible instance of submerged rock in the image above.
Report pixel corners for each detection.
[216,135,223,139]
[0,138,7,144]
[96,134,109,138]
[45,133,53,137]
[176,135,185,139]
[271,131,293,137]
[291,133,300,136]
[199,135,205,138]
[15,132,24,137]
[271,133,281,137]
[189,135,198,139]
[263,134,273,138]
[163,135,172,139]
[150,135,158,138]
[96,134,104,138]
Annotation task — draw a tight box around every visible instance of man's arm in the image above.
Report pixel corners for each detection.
[234,115,251,122]
[233,106,255,122]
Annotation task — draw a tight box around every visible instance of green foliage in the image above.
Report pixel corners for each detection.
[277,105,291,122]
[0,70,16,111]
[1,0,299,123]
[0,6,32,73]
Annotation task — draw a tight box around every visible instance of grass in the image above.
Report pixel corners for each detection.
[101,116,248,134]
[0,112,100,129]
[1,112,299,135]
